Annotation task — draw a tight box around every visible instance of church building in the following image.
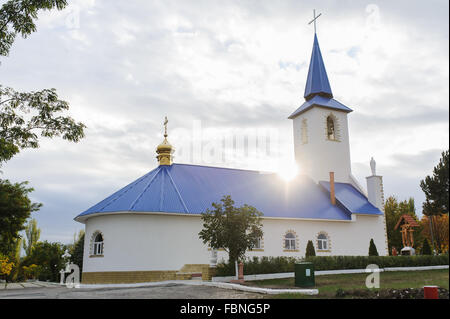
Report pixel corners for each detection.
[75,31,389,284]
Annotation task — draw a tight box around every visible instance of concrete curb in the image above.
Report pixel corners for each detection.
[78,280,318,295]
[0,281,61,290]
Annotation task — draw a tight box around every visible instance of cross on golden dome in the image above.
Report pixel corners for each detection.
[156,116,174,166]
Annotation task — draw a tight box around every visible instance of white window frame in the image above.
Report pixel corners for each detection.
[317,234,328,250]
[285,233,296,250]
[92,232,104,256]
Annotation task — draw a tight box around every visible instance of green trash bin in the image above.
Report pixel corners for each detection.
[294,262,315,287]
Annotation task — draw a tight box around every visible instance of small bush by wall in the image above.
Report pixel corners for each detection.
[214,254,449,277]
[305,240,316,257]
[369,239,379,256]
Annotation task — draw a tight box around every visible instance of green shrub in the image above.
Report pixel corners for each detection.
[369,239,379,256]
[421,238,432,255]
[305,240,316,257]
[305,255,449,270]
[214,255,449,276]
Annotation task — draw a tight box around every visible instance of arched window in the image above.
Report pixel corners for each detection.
[285,232,296,250]
[327,116,335,140]
[317,233,328,250]
[92,232,104,256]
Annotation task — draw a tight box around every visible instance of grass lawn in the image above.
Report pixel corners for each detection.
[243,269,449,299]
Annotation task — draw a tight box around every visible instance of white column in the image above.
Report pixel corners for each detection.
[366,175,384,210]
[366,158,388,256]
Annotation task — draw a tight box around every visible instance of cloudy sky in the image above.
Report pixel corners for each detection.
[0,0,448,244]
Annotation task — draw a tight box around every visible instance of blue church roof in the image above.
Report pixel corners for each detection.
[319,181,382,216]
[304,34,333,100]
[75,164,381,222]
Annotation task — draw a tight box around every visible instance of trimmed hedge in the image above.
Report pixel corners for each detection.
[214,255,449,276]
[305,255,449,271]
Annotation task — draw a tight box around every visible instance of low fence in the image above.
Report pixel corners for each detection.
[215,255,450,276]
[211,265,449,282]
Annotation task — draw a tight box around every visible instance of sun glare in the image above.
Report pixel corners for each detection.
[277,162,299,182]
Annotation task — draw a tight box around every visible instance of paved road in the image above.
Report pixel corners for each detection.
[0,283,264,299]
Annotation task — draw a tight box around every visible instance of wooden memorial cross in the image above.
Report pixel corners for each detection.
[394,214,419,248]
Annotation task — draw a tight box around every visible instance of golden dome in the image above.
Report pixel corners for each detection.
[156,138,173,153]
[156,116,174,166]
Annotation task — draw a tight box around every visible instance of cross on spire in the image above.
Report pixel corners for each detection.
[164,116,168,138]
[308,9,322,34]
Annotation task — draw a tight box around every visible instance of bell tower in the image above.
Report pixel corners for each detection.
[289,24,353,183]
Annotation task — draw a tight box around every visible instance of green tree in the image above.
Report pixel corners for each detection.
[198,195,264,265]
[0,86,86,165]
[70,232,84,279]
[421,238,432,255]
[67,229,84,254]
[305,240,316,257]
[384,196,404,254]
[420,150,449,216]
[12,237,21,263]
[420,150,449,252]
[9,237,22,281]
[369,238,379,256]
[23,218,41,256]
[0,0,68,57]
[21,241,65,282]
[0,179,41,255]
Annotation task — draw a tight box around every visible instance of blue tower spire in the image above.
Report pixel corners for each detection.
[304,34,333,101]
[289,13,352,119]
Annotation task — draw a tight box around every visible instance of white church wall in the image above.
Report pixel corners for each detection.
[82,213,211,273]
[292,107,352,184]
[214,215,387,262]
[350,214,388,256]
[82,212,387,274]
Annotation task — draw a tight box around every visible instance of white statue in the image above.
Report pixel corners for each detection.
[59,269,66,285]
[62,249,71,272]
[370,157,376,176]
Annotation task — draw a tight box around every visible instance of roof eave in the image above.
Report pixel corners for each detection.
[288,103,353,119]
